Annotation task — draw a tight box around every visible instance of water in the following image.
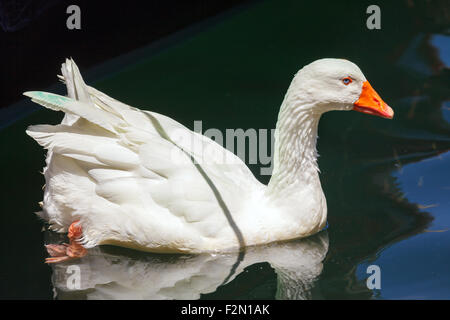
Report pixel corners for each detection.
[0,0,449,299]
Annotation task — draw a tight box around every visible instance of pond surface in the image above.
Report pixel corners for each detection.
[0,0,449,299]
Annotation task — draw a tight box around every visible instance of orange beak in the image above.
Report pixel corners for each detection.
[353,81,394,119]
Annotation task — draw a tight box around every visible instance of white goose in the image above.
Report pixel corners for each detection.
[25,58,393,263]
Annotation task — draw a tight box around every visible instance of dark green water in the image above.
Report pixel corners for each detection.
[1,0,449,299]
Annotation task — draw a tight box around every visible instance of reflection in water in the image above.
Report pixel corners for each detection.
[47,231,328,300]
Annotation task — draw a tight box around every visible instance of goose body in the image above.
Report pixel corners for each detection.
[25,58,393,258]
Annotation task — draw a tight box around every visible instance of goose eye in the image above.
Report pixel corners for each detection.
[342,77,352,85]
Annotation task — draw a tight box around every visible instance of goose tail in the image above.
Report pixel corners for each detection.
[58,58,91,125]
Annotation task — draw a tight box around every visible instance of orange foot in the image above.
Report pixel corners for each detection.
[45,220,87,264]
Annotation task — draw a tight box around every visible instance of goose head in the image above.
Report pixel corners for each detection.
[286,58,394,119]
[270,59,394,195]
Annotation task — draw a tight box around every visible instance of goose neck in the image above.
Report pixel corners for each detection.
[267,100,322,196]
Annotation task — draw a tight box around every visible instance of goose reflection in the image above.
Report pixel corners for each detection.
[47,231,328,300]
